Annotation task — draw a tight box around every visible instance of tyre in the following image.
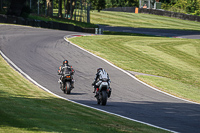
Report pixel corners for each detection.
[97,99,100,104]
[63,83,66,94]
[66,82,71,94]
[101,90,108,105]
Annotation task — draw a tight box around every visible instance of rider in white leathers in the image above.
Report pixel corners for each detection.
[92,68,111,97]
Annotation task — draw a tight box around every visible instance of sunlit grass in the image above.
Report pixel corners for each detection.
[69,34,200,103]
[91,10,200,30]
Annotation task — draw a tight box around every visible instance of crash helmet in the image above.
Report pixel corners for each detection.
[63,60,68,65]
[97,68,103,72]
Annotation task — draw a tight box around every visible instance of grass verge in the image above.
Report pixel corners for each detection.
[0,56,169,132]
[69,34,200,103]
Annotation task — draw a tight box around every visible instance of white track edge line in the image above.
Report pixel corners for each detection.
[1,48,176,133]
[65,35,200,105]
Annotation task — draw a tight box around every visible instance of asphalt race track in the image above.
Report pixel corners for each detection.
[99,25,200,39]
[1,25,200,133]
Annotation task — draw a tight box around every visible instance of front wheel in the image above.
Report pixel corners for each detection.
[101,90,108,106]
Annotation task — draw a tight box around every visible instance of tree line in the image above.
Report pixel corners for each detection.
[1,0,76,18]
[160,0,200,16]
[1,0,200,17]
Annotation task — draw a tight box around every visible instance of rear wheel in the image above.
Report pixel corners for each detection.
[63,83,66,93]
[97,99,100,104]
[101,90,108,106]
[66,82,71,94]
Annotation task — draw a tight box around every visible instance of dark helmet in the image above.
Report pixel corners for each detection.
[97,68,103,72]
[63,60,68,65]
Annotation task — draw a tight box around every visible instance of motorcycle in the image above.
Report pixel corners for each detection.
[60,72,74,94]
[93,78,111,106]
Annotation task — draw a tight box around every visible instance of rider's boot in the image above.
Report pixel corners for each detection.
[108,87,112,98]
[94,88,99,97]
[60,83,63,90]
[71,79,75,88]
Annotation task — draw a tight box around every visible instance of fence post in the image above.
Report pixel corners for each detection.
[95,28,98,34]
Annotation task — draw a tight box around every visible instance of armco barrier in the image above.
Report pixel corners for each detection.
[27,19,35,26]
[7,16,17,24]
[67,24,75,31]
[17,17,26,25]
[41,21,50,28]
[0,14,95,34]
[59,23,69,31]
[0,14,7,23]
[74,26,83,32]
[82,28,95,33]
[51,22,60,29]
[139,8,200,22]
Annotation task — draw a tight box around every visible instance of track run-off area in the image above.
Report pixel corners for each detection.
[0,25,200,133]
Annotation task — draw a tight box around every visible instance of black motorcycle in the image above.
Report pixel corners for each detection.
[60,71,74,94]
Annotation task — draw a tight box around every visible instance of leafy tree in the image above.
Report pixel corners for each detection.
[53,0,59,8]
[58,0,62,17]
[98,0,106,11]
[90,0,106,12]
[161,0,200,15]
[6,0,26,16]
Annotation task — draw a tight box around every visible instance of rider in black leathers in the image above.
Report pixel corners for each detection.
[58,60,75,89]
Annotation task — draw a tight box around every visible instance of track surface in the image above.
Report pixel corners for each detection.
[99,25,200,39]
[1,25,200,133]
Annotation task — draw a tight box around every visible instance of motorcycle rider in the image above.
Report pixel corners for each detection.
[58,60,75,89]
[92,68,111,97]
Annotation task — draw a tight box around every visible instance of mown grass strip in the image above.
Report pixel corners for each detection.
[0,55,169,132]
[91,11,200,31]
[69,34,200,103]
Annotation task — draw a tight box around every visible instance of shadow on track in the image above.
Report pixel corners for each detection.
[99,25,200,39]
[74,99,200,133]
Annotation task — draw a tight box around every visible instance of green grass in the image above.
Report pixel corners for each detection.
[91,10,200,31]
[0,56,169,132]
[69,34,200,103]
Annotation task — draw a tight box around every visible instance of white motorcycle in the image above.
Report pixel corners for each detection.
[93,78,111,106]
